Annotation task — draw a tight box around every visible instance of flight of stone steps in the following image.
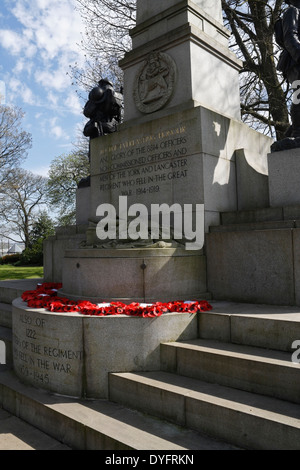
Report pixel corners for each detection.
[0,279,299,450]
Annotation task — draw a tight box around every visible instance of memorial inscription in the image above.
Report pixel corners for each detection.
[13,308,84,396]
[97,125,190,201]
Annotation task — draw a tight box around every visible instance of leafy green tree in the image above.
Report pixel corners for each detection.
[28,211,55,247]
[47,151,90,225]
[20,212,55,266]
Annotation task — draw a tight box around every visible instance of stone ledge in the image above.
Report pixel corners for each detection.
[12,298,199,399]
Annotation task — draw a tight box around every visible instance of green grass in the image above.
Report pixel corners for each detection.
[0,264,44,281]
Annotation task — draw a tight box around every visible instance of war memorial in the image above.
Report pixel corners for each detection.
[0,0,299,451]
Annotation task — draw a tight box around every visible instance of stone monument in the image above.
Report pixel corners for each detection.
[12,0,273,399]
[48,0,272,303]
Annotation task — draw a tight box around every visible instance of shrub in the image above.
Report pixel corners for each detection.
[1,253,22,265]
[20,239,43,266]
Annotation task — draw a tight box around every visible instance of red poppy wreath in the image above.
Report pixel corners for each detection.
[21,282,212,318]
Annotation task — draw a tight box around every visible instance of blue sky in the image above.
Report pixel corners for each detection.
[0,0,87,176]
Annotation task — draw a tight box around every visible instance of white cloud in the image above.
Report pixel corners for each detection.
[48,117,69,140]
[51,125,64,139]
[30,165,50,177]
[2,0,85,101]
[13,58,35,76]
[0,0,86,168]
[0,81,6,104]
[0,29,26,56]
[35,68,68,92]
[11,0,84,61]
[64,92,82,115]
[9,77,37,105]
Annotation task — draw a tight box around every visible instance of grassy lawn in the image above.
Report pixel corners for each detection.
[0,264,44,281]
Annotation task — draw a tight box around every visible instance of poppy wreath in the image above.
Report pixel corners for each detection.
[21,282,213,318]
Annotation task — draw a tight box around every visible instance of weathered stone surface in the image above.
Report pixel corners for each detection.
[121,0,242,122]
[235,149,269,210]
[89,106,271,222]
[12,298,198,399]
[60,248,207,303]
[206,229,295,305]
[12,300,84,398]
[43,227,87,283]
[268,148,300,207]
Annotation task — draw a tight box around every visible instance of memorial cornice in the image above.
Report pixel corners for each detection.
[120,23,242,72]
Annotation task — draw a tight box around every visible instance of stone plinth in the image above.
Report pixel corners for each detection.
[136,0,223,25]
[12,298,198,398]
[76,186,90,225]
[43,225,88,283]
[268,148,300,207]
[59,247,207,303]
[206,228,297,306]
[121,0,242,122]
[89,105,272,232]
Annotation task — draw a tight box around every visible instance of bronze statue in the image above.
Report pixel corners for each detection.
[272,0,300,150]
[83,78,123,139]
[79,79,123,188]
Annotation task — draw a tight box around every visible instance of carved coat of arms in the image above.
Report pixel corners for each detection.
[134,51,177,114]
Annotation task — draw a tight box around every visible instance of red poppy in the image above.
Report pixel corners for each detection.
[21,282,212,317]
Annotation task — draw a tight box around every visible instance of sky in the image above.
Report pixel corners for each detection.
[0,0,88,177]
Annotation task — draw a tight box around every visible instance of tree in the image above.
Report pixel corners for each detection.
[72,0,290,139]
[0,105,32,181]
[20,211,55,266]
[0,169,48,248]
[71,0,136,96]
[47,151,90,224]
[222,0,289,140]
[29,211,55,247]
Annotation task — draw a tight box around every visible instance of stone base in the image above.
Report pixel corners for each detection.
[206,227,300,306]
[12,298,198,399]
[43,225,87,283]
[60,247,207,303]
[268,147,300,207]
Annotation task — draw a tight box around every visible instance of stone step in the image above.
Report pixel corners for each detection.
[0,407,71,450]
[198,301,300,352]
[0,368,239,450]
[108,370,300,450]
[220,205,300,226]
[160,338,299,404]
[0,302,12,328]
[210,219,296,233]
[0,279,43,305]
[0,327,12,365]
